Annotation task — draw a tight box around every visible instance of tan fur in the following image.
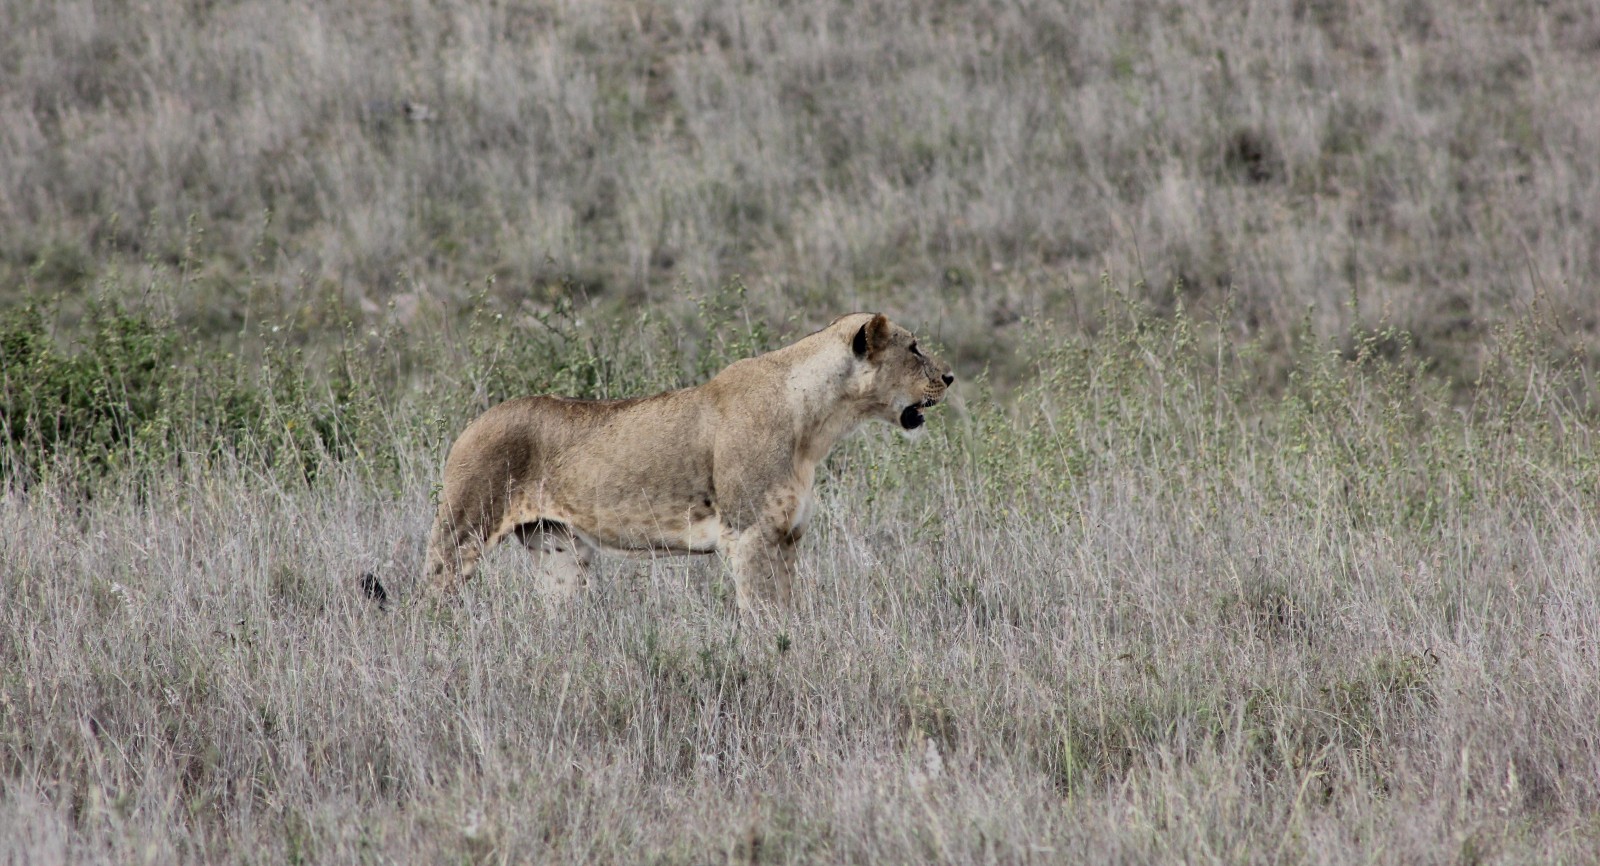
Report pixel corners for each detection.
[423,313,953,612]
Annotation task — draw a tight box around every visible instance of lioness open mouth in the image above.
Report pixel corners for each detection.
[899,405,925,430]
[898,398,940,430]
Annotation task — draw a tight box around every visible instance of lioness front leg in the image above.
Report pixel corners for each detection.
[723,523,798,613]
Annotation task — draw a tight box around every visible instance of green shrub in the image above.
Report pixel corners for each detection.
[0,301,369,485]
[1,302,178,480]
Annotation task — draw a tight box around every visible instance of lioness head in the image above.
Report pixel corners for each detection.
[846,313,954,436]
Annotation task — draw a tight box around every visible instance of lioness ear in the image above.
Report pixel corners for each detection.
[852,314,891,358]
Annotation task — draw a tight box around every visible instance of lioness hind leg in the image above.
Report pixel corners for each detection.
[424,494,508,593]
[514,521,595,600]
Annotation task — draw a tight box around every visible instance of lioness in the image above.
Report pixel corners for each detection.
[423,312,952,612]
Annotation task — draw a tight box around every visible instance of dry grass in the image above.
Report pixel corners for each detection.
[3,0,1599,373]
[5,0,1600,862]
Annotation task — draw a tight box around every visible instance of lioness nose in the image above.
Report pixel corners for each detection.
[942,373,954,385]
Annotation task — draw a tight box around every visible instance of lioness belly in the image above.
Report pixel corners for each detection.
[548,499,722,556]
[581,513,723,556]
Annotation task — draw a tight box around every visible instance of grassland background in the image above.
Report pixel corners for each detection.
[3,0,1600,863]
